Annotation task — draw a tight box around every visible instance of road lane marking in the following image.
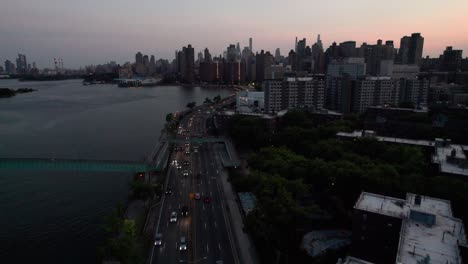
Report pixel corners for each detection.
[214,221,217,228]
[218,243,222,250]
[204,222,207,229]
[207,244,209,253]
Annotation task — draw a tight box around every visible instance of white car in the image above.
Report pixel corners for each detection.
[179,236,187,251]
[183,170,189,176]
[172,159,178,165]
[170,211,177,223]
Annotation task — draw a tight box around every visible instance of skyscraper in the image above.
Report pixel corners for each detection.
[296,38,306,71]
[274,48,281,63]
[227,44,237,62]
[204,48,212,63]
[398,33,424,65]
[249,38,253,52]
[181,44,195,83]
[295,37,298,53]
[317,34,323,51]
[4,60,15,74]
[288,50,297,71]
[16,54,27,74]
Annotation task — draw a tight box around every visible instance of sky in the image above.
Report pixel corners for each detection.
[1,0,467,68]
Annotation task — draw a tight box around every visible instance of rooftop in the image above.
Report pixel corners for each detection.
[432,143,468,176]
[354,192,467,264]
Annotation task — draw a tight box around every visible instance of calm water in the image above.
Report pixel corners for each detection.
[0,79,232,263]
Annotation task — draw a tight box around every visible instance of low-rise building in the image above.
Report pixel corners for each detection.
[236,91,265,113]
[351,192,467,264]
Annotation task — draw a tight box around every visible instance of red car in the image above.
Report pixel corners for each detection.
[204,196,211,203]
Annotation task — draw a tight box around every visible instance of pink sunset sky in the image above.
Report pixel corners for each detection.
[1,0,467,68]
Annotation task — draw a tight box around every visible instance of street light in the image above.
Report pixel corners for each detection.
[179,256,208,263]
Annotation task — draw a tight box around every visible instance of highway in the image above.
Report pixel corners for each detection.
[150,100,237,264]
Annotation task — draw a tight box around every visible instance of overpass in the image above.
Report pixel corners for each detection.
[0,137,240,173]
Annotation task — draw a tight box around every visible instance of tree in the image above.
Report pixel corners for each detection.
[165,113,173,123]
[186,101,196,109]
[213,95,222,103]
[204,97,212,104]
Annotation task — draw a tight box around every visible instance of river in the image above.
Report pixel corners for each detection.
[0,79,232,263]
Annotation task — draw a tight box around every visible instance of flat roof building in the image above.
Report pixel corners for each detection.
[352,192,467,264]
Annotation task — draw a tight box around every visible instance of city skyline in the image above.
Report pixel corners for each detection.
[1,0,468,68]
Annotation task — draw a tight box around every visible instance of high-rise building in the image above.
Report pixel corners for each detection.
[295,37,298,53]
[223,61,245,84]
[353,77,398,113]
[339,41,357,57]
[366,40,395,76]
[4,60,16,74]
[16,54,27,74]
[296,38,306,71]
[135,52,148,76]
[255,50,274,82]
[200,61,222,83]
[204,48,212,63]
[249,38,253,52]
[326,59,366,111]
[274,48,281,63]
[227,44,238,62]
[316,34,323,51]
[181,44,195,83]
[439,46,463,72]
[398,78,429,107]
[288,50,297,71]
[236,43,241,57]
[264,76,325,113]
[398,33,424,65]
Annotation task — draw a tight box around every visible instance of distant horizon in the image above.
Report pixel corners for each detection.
[1,0,467,68]
[1,35,466,70]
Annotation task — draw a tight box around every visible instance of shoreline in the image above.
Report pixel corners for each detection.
[0,87,37,98]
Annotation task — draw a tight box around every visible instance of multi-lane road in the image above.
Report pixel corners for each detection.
[150,102,237,264]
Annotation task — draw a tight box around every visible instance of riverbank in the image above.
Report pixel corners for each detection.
[0,87,37,98]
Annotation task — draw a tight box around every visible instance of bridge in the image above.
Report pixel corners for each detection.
[0,137,240,173]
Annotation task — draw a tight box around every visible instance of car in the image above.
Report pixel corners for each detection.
[204,196,211,203]
[181,205,189,216]
[183,170,189,176]
[183,160,190,166]
[170,211,177,223]
[193,148,198,153]
[177,164,182,170]
[194,193,201,200]
[165,188,172,195]
[154,233,162,246]
[172,159,178,165]
[179,237,187,251]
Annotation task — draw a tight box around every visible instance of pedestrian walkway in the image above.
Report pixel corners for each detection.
[219,169,259,264]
